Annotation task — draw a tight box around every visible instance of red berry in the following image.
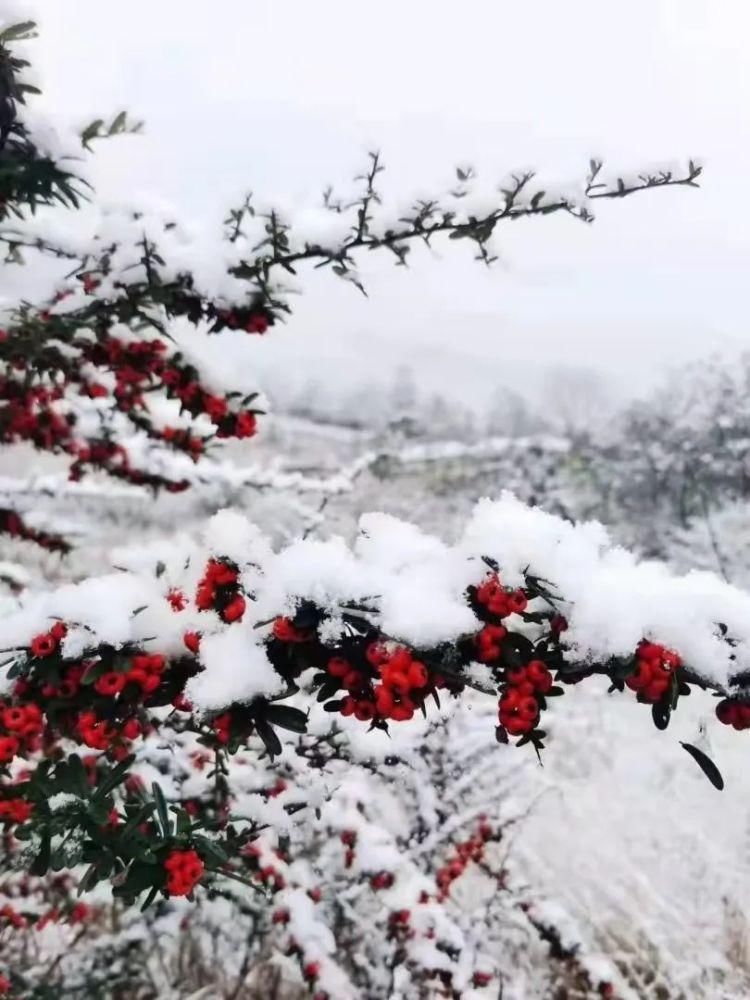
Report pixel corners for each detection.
[272,617,309,643]
[30,632,57,658]
[343,670,363,691]
[354,701,375,722]
[526,660,552,693]
[94,672,126,697]
[407,660,429,688]
[222,595,246,623]
[122,719,141,741]
[327,657,350,678]
[183,631,201,654]
[389,704,414,722]
[625,660,653,691]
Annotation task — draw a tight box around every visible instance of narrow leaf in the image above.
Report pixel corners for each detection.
[680,742,724,790]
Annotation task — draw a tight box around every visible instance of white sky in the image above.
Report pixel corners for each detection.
[27,0,750,407]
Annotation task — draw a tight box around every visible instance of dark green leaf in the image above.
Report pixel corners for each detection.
[30,833,51,876]
[652,700,671,731]
[317,680,341,702]
[262,704,308,734]
[0,21,37,43]
[121,801,156,839]
[94,755,135,800]
[113,861,160,897]
[680,742,724,790]
[193,835,228,865]
[77,863,100,896]
[140,886,159,911]
[152,782,171,838]
[255,719,282,757]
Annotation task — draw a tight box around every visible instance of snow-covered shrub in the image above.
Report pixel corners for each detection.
[0,9,731,1000]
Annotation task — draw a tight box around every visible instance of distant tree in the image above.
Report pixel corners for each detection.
[485,385,546,438]
[541,365,616,439]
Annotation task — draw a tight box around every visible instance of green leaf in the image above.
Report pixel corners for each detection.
[255,719,282,758]
[30,833,51,876]
[93,755,135,800]
[113,861,161,898]
[152,782,172,838]
[680,742,724,790]
[86,799,110,826]
[68,754,90,798]
[80,118,104,150]
[172,806,192,837]
[193,835,228,865]
[120,801,156,839]
[651,699,671,731]
[317,680,341,702]
[140,885,159,911]
[77,863,100,896]
[109,110,127,134]
[0,21,37,43]
[262,704,308,734]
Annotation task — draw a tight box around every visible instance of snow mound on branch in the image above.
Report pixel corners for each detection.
[462,494,748,684]
[186,626,284,710]
[2,493,749,706]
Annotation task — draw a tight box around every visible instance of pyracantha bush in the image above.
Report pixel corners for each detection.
[0,493,746,931]
[0,13,726,998]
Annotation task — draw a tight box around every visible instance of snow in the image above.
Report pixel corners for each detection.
[186,626,285,711]
[4,490,750,719]
[463,494,750,685]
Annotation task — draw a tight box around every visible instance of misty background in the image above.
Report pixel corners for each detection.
[20,0,750,424]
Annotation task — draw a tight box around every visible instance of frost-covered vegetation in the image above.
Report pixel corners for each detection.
[2,5,749,1000]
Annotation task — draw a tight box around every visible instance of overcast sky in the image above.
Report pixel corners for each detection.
[28,0,750,409]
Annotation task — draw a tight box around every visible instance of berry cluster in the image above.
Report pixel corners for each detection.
[272,616,312,643]
[475,572,528,618]
[82,335,168,412]
[0,315,270,551]
[159,358,258,441]
[75,711,123,752]
[498,659,553,736]
[0,904,26,929]
[240,842,287,892]
[715,699,750,730]
[0,700,45,765]
[212,711,232,746]
[475,624,507,663]
[340,828,357,869]
[195,559,246,623]
[334,643,436,724]
[95,654,166,698]
[213,308,270,335]
[0,798,33,824]
[0,508,70,555]
[370,870,395,890]
[0,378,71,452]
[625,641,681,703]
[29,621,67,659]
[163,849,205,896]
[435,817,493,900]
[0,632,175,773]
[69,438,189,493]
